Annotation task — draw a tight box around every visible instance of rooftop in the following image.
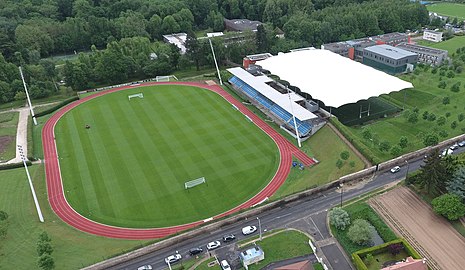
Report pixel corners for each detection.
[381,257,427,270]
[364,44,417,60]
[240,246,264,261]
[256,49,413,108]
[162,33,187,54]
[372,32,408,41]
[396,42,448,56]
[224,18,262,32]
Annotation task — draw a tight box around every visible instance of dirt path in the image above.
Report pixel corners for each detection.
[371,187,465,270]
[327,122,371,168]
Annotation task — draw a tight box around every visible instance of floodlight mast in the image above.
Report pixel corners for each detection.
[19,66,37,125]
[287,87,301,147]
[208,38,223,85]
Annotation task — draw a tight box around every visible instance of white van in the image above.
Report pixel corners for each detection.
[220,260,231,270]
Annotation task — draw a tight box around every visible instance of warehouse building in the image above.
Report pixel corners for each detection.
[396,42,448,66]
[363,45,418,74]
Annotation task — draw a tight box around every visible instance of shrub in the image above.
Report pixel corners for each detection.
[340,151,350,160]
[423,133,439,146]
[349,161,355,167]
[388,243,404,255]
[348,219,373,246]
[443,96,450,105]
[451,121,457,129]
[330,207,351,230]
[336,159,343,169]
[422,111,429,120]
[445,112,451,118]
[451,82,461,92]
[390,146,401,156]
[399,136,408,149]
[407,112,418,123]
[362,129,372,140]
[0,211,8,221]
[379,141,391,152]
[428,113,437,121]
[37,241,53,256]
[436,116,446,126]
[431,67,438,74]
[432,193,465,221]
[438,81,447,89]
[439,70,446,76]
[365,253,374,264]
[447,70,455,78]
[439,130,448,138]
[37,254,55,270]
[459,113,464,122]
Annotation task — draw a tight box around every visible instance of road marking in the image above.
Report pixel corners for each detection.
[309,216,325,239]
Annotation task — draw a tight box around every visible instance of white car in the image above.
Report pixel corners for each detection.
[206,241,221,250]
[242,225,257,235]
[164,254,181,264]
[458,141,465,147]
[390,166,401,173]
[137,265,152,270]
[442,148,453,157]
[450,143,459,150]
[220,260,231,270]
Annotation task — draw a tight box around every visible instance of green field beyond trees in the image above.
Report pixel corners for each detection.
[427,3,465,20]
[55,85,279,228]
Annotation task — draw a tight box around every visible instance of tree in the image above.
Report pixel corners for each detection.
[390,145,401,156]
[379,141,391,152]
[437,116,446,126]
[0,210,7,221]
[399,136,408,149]
[407,112,418,123]
[388,243,404,255]
[329,207,351,230]
[347,219,373,246]
[161,15,180,35]
[168,44,181,69]
[432,193,465,221]
[38,231,51,243]
[362,129,372,140]
[340,151,350,161]
[336,159,343,169]
[447,167,465,201]
[38,254,55,270]
[185,31,201,70]
[256,24,269,53]
[37,241,53,256]
[417,149,448,196]
[423,133,438,147]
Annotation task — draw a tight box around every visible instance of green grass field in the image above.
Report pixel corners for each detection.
[55,85,279,228]
[416,35,465,54]
[333,97,400,126]
[0,165,146,269]
[0,112,19,162]
[427,3,465,20]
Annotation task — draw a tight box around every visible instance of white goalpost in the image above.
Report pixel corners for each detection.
[185,177,206,189]
[128,93,144,100]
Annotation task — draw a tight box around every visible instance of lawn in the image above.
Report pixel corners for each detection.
[244,230,313,270]
[336,48,465,163]
[195,258,220,270]
[331,202,397,255]
[363,250,409,270]
[427,3,465,20]
[416,35,465,54]
[55,84,279,228]
[0,112,19,162]
[0,166,146,269]
[272,126,365,199]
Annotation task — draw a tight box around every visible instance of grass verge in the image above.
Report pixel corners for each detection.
[0,112,19,162]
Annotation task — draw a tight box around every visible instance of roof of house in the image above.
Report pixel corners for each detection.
[224,18,262,32]
[239,246,265,261]
[364,44,417,60]
[255,49,413,108]
[381,257,428,270]
[274,260,314,270]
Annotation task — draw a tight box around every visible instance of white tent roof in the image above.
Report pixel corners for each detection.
[256,49,413,108]
[227,67,318,120]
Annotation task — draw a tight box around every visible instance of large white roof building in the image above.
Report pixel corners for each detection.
[256,49,413,108]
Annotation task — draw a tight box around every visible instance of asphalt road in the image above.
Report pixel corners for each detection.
[114,145,465,270]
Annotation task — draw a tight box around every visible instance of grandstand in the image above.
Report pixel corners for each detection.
[228,67,318,138]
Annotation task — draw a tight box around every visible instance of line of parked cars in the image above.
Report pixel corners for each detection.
[137,225,258,270]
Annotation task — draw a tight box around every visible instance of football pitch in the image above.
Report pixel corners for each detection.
[54,85,279,228]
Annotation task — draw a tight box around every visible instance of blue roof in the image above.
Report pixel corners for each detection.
[364,44,417,60]
[240,246,264,261]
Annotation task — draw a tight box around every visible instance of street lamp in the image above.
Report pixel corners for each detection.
[338,183,344,208]
[257,217,262,241]
[18,145,44,222]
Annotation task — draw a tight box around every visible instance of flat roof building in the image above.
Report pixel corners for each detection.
[423,30,443,42]
[396,42,448,66]
[162,33,187,54]
[239,246,265,270]
[224,18,262,32]
[363,44,418,74]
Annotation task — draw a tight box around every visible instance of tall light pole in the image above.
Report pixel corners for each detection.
[338,183,344,208]
[18,144,44,222]
[209,38,223,85]
[286,87,301,147]
[19,66,38,125]
[257,217,262,241]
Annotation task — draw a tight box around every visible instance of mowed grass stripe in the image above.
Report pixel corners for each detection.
[55,85,279,228]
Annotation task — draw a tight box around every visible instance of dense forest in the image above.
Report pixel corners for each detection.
[0,0,429,103]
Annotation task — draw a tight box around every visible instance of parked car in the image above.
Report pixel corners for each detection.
[164,254,182,264]
[137,265,152,270]
[189,247,203,255]
[206,241,221,250]
[442,148,453,157]
[450,143,459,150]
[220,260,231,270]
[459,141,465,147]
[390,166,401,173]
[242,225,257,235]
[222,234,236,242]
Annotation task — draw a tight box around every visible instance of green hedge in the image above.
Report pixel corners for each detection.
[352,238,421,270]
[0,161,32,171]
[34,96,79,117]
[330,117,379,164]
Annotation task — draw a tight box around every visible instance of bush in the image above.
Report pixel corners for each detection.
[439,130,448,138]
[427,113,436,121]
[445,112,451,118]
[447,70,455,78]
[348,219,373,246]
[432,193,465,221]
[438,81,447,89]
[451,121,457,129]
[340,151,350,160]
[330,207,351,230]
[34,96,79,117]
[399,136,408,149]
[422,111,429,120]
[336,159,343,169]
[0,211,8,221]
[388,243,404,255]
[459,113,464,122]
[423,133,439,146]
[451,82,461,92]
[437,116,446,126]
[443,96,450,105]
[390,146,401,156]
[407,112,418,123]
[379,141,391,152]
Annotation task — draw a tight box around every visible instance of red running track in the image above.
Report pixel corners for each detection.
[42,81,317,239]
